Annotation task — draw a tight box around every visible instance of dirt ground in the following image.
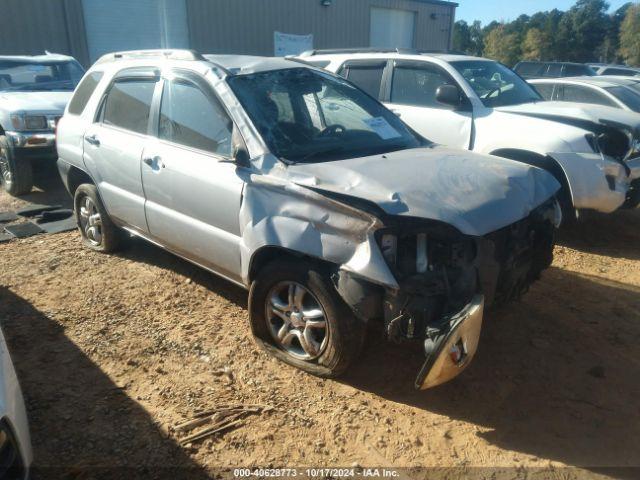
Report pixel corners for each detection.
[1,173,639,480]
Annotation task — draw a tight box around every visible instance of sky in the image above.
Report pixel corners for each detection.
[456,0,632,25]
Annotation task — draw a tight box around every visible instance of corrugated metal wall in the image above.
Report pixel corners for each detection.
[0,0,90,66]
[186,0,455,55]
[0,0,455,67]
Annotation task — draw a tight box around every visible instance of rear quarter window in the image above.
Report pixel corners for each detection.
[68,72,103,115]
[531,83,554,100]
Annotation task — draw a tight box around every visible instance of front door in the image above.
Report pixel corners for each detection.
[141,71,244,282]
[384,60,473,149]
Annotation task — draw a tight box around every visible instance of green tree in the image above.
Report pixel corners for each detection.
[483,25,521,66]
[453,20,472,53]
[564,0,611,61]
[522,28,552,60]
[620,4,640,66]
[469,21,485,56]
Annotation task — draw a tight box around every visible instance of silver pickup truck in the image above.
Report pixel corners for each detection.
[0,53,84,196]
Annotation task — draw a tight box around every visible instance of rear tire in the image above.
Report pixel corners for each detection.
[0,136,33,196]
[74,183,124,253]
[249,259,366,378]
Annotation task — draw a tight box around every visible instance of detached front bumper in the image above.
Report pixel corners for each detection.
[415,295,485,390]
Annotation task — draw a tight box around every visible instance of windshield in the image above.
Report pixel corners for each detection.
[606,86,640,113]
[451,60,541,108]
[0,60,85,92]
[228,68,423,163]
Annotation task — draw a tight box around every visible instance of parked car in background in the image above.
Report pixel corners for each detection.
[0,53,84,196]
[0,325,32,479]
[590,64,640,77]
[530,76,640,112]
[57,50,561,390]
[513,61,597,79]
[306,49,640,215]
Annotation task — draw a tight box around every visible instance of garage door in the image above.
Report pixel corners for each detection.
[370,7,416,50]
[83,0,189,63]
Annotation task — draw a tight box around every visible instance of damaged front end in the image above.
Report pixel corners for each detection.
[334,198,558,390]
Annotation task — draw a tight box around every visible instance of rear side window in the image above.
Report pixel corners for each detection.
[102,79,155,134]
[602,68,636,76]
[391,65,454,108]
[68,72,103,115]
[561,85,616,107]
[545,64,562,77]
[341,64,385,98]
[564,64,595,77]
[159,80,233,156]
[515,62,544,78]
[532,83,555,100]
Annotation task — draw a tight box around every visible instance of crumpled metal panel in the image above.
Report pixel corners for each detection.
[281,146,560,237]
[549,151,628,212]
[238,171,399,288]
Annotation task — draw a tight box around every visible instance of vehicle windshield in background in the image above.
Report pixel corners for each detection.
[608,86,640,113]
[451,60,542,108]
[228,68,423,163]
[0,60,85,92]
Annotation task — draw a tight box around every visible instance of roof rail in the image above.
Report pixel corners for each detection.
[94,49,206,66]
[299,47,419,57]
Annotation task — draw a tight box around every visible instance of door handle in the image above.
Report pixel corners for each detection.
[143,156,165,168]
[85,134,100,146]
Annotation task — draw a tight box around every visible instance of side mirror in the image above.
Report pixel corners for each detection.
[436,84,463,108]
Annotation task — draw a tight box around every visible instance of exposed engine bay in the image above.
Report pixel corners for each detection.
[334,198,558,389]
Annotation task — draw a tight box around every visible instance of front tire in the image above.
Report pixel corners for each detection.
[249,259,365,378]
[0,135,33,196]
[74,184,123,253]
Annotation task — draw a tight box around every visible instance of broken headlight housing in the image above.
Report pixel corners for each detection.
[587,129,633,161]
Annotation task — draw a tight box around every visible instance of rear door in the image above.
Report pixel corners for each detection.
[141,69,244,283]
[82,68,159,232]
[557,84,618,108]
[384,60,472,148]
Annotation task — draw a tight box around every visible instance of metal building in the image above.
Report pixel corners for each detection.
[0,0,457,67]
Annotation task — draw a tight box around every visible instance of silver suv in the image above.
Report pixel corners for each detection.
[0,53,85,195]
[56,50,561,389]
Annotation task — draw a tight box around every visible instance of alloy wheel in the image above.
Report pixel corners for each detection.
[0,147,11,187]
[78,196,103,246]
[265,281,329,360]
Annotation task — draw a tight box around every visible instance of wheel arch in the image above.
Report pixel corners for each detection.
[490,148,575,209]
[247,245,338,285]
[66,165,95,197]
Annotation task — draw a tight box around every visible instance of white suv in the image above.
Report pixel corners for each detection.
[57,50,560,389]
[305,49,640,215]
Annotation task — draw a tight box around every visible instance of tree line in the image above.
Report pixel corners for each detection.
[453,0,640,67]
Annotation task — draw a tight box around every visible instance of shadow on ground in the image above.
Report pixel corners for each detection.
[558,208,640,260]
[114,235,640,475]
[341,266,640,476]
[0,287,212,480]
[116,237,248,309]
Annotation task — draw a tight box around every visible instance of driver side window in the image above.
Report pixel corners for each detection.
[159,79,233,156]
[391,65,453,108]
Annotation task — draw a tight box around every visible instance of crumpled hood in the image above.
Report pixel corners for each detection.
[0,91,72,113]
[283,146,560,236]
[497,101,640,132]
